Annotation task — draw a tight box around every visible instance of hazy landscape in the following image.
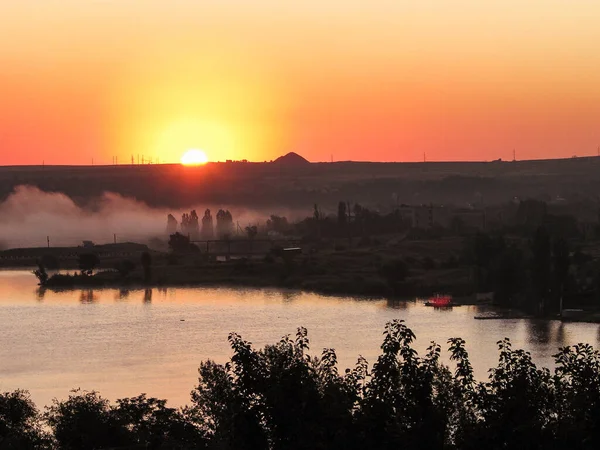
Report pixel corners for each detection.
[2,156,600,211]
[4,0,600,448]
[2,154,600,448]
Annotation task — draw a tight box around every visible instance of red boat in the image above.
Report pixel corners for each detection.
[424,294,453,307]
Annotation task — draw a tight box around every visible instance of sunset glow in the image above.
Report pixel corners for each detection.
[1,1,600,164]
[181,149,209,166]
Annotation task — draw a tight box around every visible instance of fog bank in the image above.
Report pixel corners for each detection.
[0,186,304,250]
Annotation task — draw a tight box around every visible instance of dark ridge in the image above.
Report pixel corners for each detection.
[273,152,310,165]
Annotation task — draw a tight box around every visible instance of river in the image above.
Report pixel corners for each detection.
[1,269,599,408]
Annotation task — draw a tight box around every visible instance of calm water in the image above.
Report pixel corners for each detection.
[1,269,600,408]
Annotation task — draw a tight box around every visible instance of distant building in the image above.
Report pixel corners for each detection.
[398,204,486,233]
[398,205,451,229]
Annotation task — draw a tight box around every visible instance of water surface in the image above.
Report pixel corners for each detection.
[1,269,599,407]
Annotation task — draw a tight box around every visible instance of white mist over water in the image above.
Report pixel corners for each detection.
[0,185,300,249]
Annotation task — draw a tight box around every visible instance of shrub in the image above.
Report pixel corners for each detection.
[0,390,49,448]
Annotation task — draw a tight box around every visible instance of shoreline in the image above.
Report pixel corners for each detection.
[9,251,600,323]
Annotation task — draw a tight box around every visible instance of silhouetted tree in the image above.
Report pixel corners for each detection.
[553,237,570,314]
[181,212,190,235]
[467,232,506,292]
[192,327,357,450]
[168,232,191,253]
[78,253,100,276]
[166,214,178,234]
[189,210,200,239]
[201,209,214,240]
[531,227,552,314]
[45,390,131,450]
[0,390,49,449]
[266,215,289,234]
[356,320,450,449]
[216,209,234,238]
[169,234,199,255]
[140,252,152,283]
[113,394,205,448]
[33,263,48,286]
[469,338,555,449]
[337,201,347,227]
[245,225,258,240]
[313,204,321,221]
[180,210,200,239]
[492,245,526,307]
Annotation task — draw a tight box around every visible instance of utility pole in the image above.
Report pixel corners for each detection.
[47,236,50,248]
[114,233,117,244]
[513,149,516,161]
[131,155,134,165]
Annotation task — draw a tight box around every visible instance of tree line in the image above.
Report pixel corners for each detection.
[3,320,600,449]
[462,226,600,314]
[167,210,235,241]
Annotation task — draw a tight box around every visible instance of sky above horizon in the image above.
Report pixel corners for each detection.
[1,1,600,165]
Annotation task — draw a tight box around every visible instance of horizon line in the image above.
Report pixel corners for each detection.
[1,154,598,168]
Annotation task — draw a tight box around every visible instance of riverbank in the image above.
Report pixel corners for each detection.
[17,238,600,321]
[32,261,600,322]
[30,245,479,301]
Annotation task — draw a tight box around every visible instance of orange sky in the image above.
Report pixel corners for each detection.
[1,1,600,165]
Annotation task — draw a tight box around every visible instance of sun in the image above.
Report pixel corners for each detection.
[181,149,209,165]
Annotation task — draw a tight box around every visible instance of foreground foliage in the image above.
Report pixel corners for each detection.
[3,320,600,449]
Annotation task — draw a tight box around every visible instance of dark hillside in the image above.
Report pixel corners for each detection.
[1,156,600,211]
